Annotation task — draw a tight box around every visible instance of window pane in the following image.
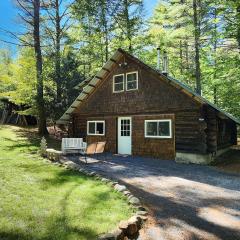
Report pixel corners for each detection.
[125,130,130,136]
[127,81,137,90]
[96,122,104,134]
[127,73,137,82]
[114,83,124,92]
[146,122,158,136]
[127,73,137,90]
[158,122,170,136]
[114,75,124,92]
[114,75,124,84]
[88,122,95,134]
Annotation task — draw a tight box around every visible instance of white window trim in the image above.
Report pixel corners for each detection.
[113,74,125,93]
[87,120,105,136]
[126,71,138,91]
[144,119,172,139]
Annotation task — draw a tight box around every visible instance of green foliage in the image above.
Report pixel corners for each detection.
[148,0,240,118]
[43,47,82,120]
[0,48,38,116]
[70,0,144,77]
[0,0,239,123]
[0,49,15,97]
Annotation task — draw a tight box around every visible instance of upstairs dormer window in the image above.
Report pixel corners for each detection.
[113,71,138,93]
[126,72,138,91]
[113,74,124,92]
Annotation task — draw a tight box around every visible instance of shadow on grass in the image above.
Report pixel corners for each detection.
[40,169,89,188]
[13,126,61,151]
[0,126,61,156]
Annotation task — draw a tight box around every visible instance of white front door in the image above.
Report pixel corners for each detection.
[118,117,132,155]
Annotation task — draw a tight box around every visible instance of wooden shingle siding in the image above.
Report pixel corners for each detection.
[71,56,206,158]
[72,115,117,153]
[76,56,199,116]
[70,54,237,159]
[132,114,175,159]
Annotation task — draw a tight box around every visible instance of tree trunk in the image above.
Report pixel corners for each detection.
[213,7,218,104]
[101,0,109,62]
[193,0,201,95]
[237,4,240,51]
[33,0,48,135]
[124,0,132,52]
[55,0,61,103]
[104,20,109,62]
[185,39,189,70]
[180,40,183,75]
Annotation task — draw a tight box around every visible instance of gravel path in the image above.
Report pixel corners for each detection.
[71,155,240,240]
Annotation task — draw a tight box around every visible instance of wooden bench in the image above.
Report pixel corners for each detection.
[61,138,87,155]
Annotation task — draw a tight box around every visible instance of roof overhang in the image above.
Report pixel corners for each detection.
[56,50,122,124]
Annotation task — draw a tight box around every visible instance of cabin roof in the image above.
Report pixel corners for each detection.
[57,48,240,125]
[74,76,94,90]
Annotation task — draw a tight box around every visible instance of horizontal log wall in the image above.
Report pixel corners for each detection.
[204,105,237,152]
[175,110,207,153]
[217,117,237,149]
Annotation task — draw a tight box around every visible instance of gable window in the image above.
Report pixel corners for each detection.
[145,120,172,138]
[87,121,105,136]
[126,72,138,91]
[113,74,124,92]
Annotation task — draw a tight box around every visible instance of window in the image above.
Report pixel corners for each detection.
[87,121,105,135]
[145,120,172,138]
[113,74,124,92]
[126,72,138,91]
[120,119,131,136]
[113,71,138,93]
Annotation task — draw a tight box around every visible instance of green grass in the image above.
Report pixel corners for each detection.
[0,125,133,240]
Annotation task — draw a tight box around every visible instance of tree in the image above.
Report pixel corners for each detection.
[112,0,144,52]
[193,0,201,94]
[42,0,73,103]
[14,0,48,135]
[222,0,240,51]
[149,0,195,86]
[0,48,13,94]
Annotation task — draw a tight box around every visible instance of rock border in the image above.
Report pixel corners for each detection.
[44,152,148,240]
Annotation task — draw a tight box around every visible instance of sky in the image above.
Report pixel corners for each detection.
[0,0,158,54]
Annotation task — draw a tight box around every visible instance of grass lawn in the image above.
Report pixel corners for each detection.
[0,125,133,240]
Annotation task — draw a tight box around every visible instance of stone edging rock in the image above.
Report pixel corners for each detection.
[45,153,148,240]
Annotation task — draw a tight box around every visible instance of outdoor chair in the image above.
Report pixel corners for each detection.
[95,141,107,160]
[80,141,106,163]
[80,142,97,163]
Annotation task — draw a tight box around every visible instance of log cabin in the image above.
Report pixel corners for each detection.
[57,48,239,164]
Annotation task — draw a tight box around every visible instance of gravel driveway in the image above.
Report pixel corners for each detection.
[72,155,240,240]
